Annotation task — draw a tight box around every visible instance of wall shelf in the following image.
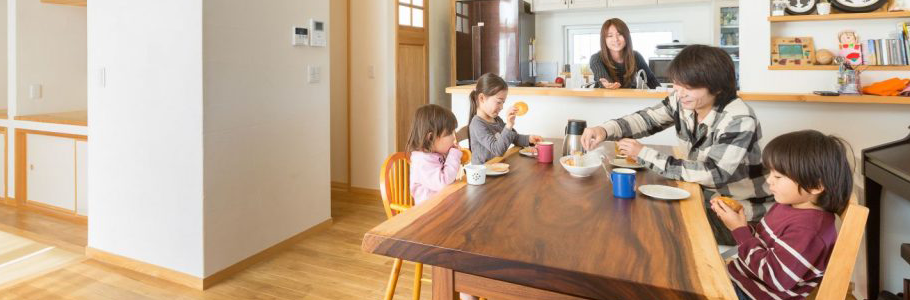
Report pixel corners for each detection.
[40,0,86,7]
[768,65,910,71]
[768,11,910,22]
[739,93,910,105]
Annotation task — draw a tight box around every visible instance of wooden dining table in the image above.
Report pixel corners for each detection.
[362,140,737,300]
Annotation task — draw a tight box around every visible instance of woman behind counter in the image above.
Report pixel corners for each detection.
[589,18,660,89]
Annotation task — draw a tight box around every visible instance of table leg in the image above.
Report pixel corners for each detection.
[433,267,457,300]
[865,177,882,300]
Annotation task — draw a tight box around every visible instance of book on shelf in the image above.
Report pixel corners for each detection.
[855,22,910,67]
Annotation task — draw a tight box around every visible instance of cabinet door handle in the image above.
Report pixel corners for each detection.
[29,164,34,171]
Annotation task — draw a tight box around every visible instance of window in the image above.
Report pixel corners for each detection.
[455,2,470,33]
[398,0,425,28]
[565,22,680,66]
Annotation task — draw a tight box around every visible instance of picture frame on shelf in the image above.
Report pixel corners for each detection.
[830,0,889,13]
[772,37,817,66]
[786,0,818,15]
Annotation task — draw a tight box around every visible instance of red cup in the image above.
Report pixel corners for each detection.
[537,142,554,163]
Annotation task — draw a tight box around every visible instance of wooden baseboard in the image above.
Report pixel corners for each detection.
[87,218,334,291]
[331,181,350,191]
[87,247,205,290]
[202,218,333,288]
[349,187,381,197]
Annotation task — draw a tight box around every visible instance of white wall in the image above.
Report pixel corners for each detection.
[330,0,348,184]
[17,0,85,116]
[0,0,6,110]
[201,0,332,276]
[534,2,714,65]
[429,0,452,108]
[87,0,205,277]
[349,0,395,190]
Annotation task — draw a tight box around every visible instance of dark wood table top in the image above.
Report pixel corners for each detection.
[363,140,736,300]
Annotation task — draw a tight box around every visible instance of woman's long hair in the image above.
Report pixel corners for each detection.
[599,18,636,87]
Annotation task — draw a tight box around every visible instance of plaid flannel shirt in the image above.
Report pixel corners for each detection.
[596,91,773,221]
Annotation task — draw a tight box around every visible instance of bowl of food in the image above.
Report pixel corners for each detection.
[559,154,603,178]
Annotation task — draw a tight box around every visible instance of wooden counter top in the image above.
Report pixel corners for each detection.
[15,111,88,126]
[0,109,7,120]
[446,86,910,105]
[445,85,670,99]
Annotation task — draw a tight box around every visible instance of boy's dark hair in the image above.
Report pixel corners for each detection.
[762,130,854,214]
[407,104,458,153]
[666,44,738,109]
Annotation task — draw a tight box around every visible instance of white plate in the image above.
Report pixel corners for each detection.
[638,185,691,200]
[519,148,538,157]
[487,169,509,176]
[610,158,644,169]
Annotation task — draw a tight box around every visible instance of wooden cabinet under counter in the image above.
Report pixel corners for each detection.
[16,130,88,220]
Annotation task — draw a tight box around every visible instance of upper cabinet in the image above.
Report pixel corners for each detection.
[40,0,86,6]
[534,0,606,12]
[609,0,655,7]
[657,0,709,4]
[536,0,708,11]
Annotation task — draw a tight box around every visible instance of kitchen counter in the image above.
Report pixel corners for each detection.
[15,111,88,126]
[446,86,910,105]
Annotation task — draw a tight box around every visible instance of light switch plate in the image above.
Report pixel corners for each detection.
[308,65,320,83]
[29,84,42,99]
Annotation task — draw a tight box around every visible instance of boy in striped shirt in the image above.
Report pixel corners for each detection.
[710,130,853,300]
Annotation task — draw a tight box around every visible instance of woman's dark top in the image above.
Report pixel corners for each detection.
[589,50,660,89]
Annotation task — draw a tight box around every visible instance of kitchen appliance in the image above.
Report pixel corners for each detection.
[655,41,689,57]
[562,119,587,157]
[455,0,535,85]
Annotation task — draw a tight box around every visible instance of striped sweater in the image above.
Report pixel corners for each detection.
[729,203,837,300]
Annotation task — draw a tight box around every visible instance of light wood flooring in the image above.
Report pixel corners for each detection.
[0,190,432,299]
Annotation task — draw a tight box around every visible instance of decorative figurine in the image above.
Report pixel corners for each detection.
[838,31,863,65]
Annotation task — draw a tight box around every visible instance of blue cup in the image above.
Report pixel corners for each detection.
[610,168,637,198]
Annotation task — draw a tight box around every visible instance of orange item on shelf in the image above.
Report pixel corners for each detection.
[513,101,528,116]
[862,78,910,96]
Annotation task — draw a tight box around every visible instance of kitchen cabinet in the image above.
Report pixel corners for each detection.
[609,0,656,7]
[27,134,76,211]
[0,131,5,198]
[534,0,606,11]
[657,0,709,4]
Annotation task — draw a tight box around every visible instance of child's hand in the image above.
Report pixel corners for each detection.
[505,106,518,128]
[710,198,748,231]
[529,135,544,145]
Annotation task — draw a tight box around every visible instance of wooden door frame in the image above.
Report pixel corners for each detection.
[393,0,430,151]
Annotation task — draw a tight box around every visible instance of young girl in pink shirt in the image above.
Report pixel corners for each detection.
[408,104,463,205]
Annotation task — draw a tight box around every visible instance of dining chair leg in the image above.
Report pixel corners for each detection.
[413,263,423,300]
[384,258,404,300]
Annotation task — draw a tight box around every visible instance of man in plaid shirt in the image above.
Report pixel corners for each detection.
[583,45,772,245]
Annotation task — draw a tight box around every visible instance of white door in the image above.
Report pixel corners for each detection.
[75,140,87,216]
[608,0,656,7]
[27,134,76,211]
[534,0,568,11]
[571,0,607,9]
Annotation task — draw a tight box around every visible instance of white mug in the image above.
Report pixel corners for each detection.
[817,3,831,15]
[465,164,487,185]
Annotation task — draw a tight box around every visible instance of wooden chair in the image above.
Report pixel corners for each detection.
[454,126,469,144]
[379,152,425,300]
[807,194,868,300]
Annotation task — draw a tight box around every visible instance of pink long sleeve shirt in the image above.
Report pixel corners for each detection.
[409,148,462,205]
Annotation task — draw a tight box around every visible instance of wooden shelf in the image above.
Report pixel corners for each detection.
[739,93,910,105]
[768,65,910,71]
[40,0,86,6]
[15,111,88,126]
[769,11,910,22]
[768,11,910,23]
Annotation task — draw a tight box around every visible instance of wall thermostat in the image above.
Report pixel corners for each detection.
[309,19,326,47]
[292,26,309,46]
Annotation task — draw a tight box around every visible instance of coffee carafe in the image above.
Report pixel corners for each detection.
[562,119,587,157]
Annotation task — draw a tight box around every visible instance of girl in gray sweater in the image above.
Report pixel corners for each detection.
[468,73,543,165]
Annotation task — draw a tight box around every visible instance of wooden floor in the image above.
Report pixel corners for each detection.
[0,190,433,299]
[0,231,83,290]
[0,203,87,253]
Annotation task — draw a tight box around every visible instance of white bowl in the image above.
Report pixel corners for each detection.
[559,155,603,178]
